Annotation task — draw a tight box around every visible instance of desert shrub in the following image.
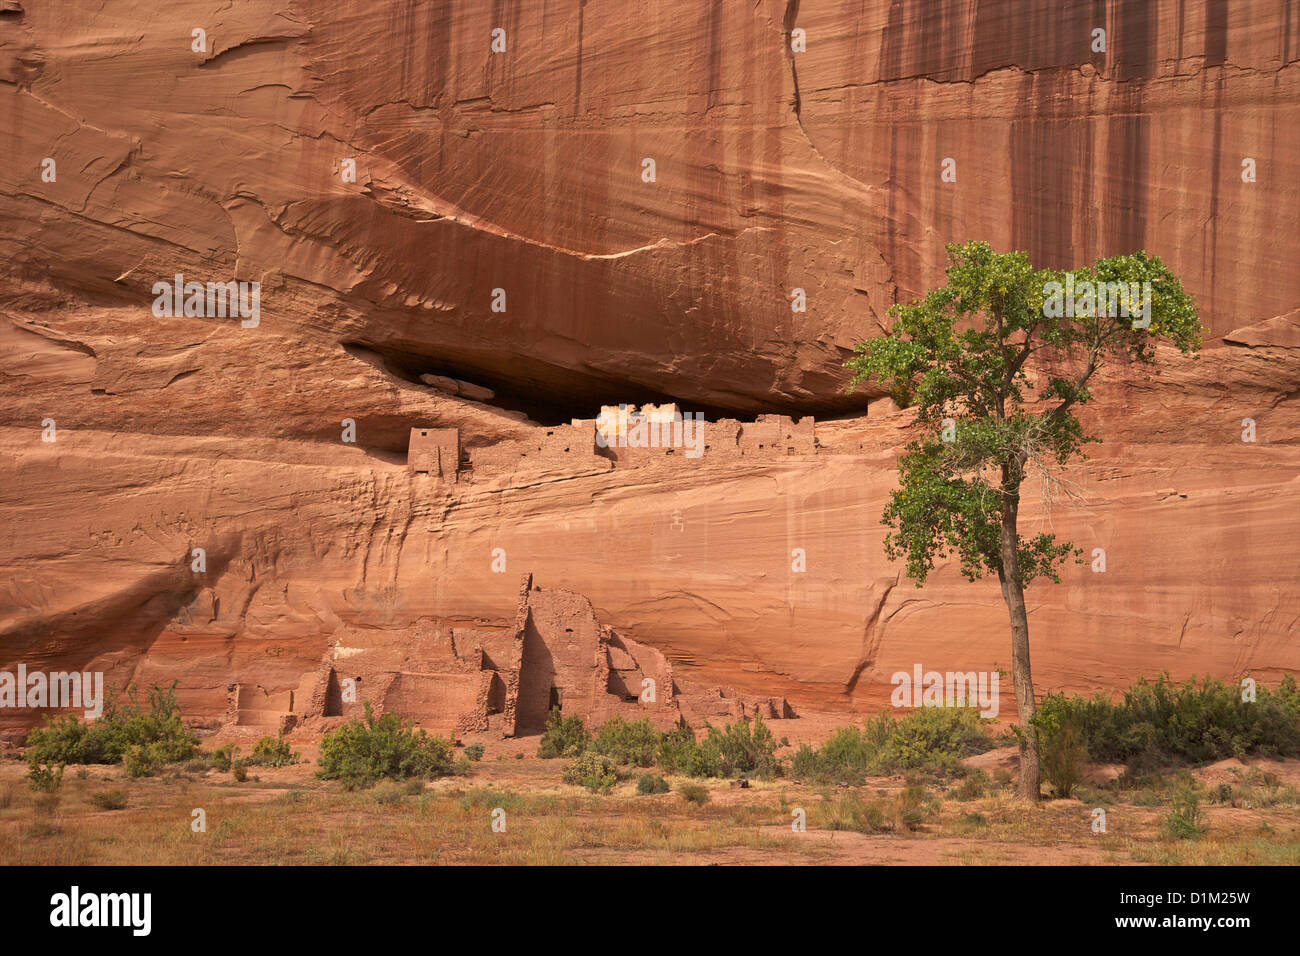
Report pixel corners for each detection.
[403,778,425,796]
[372,781,404,805]
[592,716,660,767]
[636,773,670,795]
[536,708,590,759]
[183,757,210,774]
[678,783,710,805]
[208,744,238,773]
[893,779,941,830]
[247,733,298,767]
[790,725,876,784]
[656,725,719,777]
[232,764,248,782]
[23,682,198,767]
[872,708,996,773]
[790,708,996,783]
[1038,674,1300,771]
[1033,703,1089,797]
[699,715,782,779]
[562,752,619,793]
[316,702,455,789]
[1163,790,1205,840]
[27,763,64,793]
[123,744,165,778]
[91,789,128,810]
[457,788,527,813]
[953,769,990,801]
[464,743,485,762]
[817,792,891,833]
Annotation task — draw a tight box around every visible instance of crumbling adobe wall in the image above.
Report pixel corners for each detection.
[407,427,459,479]
[222,574,793,739]
[407,406,823,486]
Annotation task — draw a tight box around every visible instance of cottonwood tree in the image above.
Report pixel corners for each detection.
[846,241,1201,800]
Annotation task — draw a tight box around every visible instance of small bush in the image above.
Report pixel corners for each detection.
[122,744,164,779]
[27,763,64,793]
[537,708,590,759]
[678,783,710,805]
[247,733,298,767]
[818,792,891,833]
[232,764,248,782]
[562,752,619,793]
[1033,704,1089,798]
[372,781,403,805]
[894,780,941,830]
[183,757,210,774]
[316,702,455,789]
[208,744,237,773]
[91,789,128,811]
[700,715,783,779]
[1164,790,1205,840]
[464,743,485,762]
[636,773,670,795]
[592,716,660,767]
[403,778,425,796]
[953,769,990,801]
[657,725,718,777]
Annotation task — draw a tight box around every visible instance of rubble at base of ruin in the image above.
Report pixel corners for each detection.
[223,574,794,739]
[405,403,839,485]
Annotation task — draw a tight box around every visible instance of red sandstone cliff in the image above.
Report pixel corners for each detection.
[1,1,1297,739]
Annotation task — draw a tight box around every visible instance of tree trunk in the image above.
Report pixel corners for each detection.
[998,483,1040,801]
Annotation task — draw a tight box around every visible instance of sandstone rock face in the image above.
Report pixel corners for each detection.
[0,2,1297,740]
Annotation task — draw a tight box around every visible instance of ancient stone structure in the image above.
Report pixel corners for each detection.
[411,405,819,485]
[406,427,459,480]
[224,574,792,738]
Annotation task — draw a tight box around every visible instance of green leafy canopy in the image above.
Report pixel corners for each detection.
[846,240,1201,587]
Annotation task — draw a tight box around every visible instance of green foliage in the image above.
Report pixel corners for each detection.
[816,782,940,833]
[591,715,661,767]
[26,762,64,793]
[122,743,165,778]
[953,769,991,801]
[818,792,891,833]
[464,743,486,762]
[247,733,298,767]
[792,708,997,784]
[316,702,455,789]
[636,773,670,795]
[90,789,128,810]
[208,743,238,773]
[699,715,782,779]
[678,783,710,805]
[536,707,590,759]
[1164,789,1205,840]
[562,752,619,793]
[1036,674,1300,771]
[846,241,1201,589]
[232,764,249,782]
[656,725,719,778]
[1033,706,1089,797]
[23,682,199,768]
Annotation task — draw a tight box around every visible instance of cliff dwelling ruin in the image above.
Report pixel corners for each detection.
[226,573,793,739]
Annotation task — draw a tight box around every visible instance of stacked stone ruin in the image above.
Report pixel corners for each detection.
[227,574,793,738]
